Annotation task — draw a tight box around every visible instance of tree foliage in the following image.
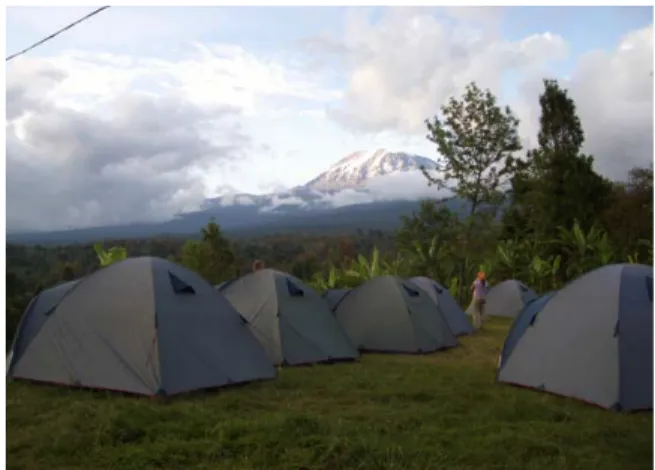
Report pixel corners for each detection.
[601,165,654,261]
[421,82,522,301]
[503,79,613,239]
[501,79,615,280]
[181,218,237,285]
[396,200,461,281]
[422,81,522,216]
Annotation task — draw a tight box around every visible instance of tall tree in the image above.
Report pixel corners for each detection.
[422,81,522,223]
[602,165,654,261]
[422,82,522,298]
[397,200,459,281]
[182,219,236,284]
[502,79,613,278]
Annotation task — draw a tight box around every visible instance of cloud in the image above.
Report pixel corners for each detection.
[561,26,653,178]
[6,59,249,232]
[7,7,652,233]
[324,7,568,134]
[321,8,653,180]
[511,25,654,179]
[260,194,307,212]
[166,43,340,115]
[5,54,252,232]
[5,37,339,231]
[321,170,453,208]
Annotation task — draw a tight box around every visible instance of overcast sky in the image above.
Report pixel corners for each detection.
[5,6,654,231]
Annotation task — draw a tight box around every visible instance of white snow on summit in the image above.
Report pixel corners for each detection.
[202,148,448,211]
[303,148,439,191]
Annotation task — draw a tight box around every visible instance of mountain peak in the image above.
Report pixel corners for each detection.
[334,148,391,166]
[304,149,437,191]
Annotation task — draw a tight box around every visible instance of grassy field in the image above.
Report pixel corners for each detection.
[7,317,653,470]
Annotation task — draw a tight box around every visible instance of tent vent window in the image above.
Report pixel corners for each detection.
[434,286,443,295]
[169,272,195,294]
[402,285,420,297]
[646,276,653,303]
[286,279,304,296]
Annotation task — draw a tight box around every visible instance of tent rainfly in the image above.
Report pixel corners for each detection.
[467,279,537,318]
[410,276,473,336]
[334,276,458,354]
[7,257,276,396]
[218,269,358,366]
[497,264,653,411]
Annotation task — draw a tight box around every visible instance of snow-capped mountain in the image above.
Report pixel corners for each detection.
[9,150,459,244]
[304,148,439,191]
[202,149,446,213]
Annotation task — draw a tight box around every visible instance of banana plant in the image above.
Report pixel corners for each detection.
[495,239,524,280]
[627,253,641,264]
[93,243,127,267]
[528,255,553,293]
[382,252,406,277]
[405,234,440,278]
[557,220,590,267]
[343,246,382,283]
[549,255,562,290]
[311,263,341,293]
[627,242,654,265]
[410,236,433,264]
[595,231,615,266]
[557,220,615,278]
[448,276,461,302]
[632,239,654,265]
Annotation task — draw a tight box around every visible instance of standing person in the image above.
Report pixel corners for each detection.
[252,259,266,272]
[470,271,488,330]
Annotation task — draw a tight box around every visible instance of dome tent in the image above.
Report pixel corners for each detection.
[323,288,351,311]
[334,276,458,353]
[497,264,653,411]
[410,276,473,336]
[497,291,557,370]
[467,279,537,318]
[219,269,358,366]
[7,257,276,396]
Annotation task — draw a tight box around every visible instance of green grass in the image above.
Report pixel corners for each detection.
[7,318,653,470]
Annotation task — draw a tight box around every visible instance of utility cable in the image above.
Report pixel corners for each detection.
[6,6,111,62]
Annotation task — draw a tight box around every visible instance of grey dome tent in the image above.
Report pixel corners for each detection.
[7,257,276,397]
[497,264,653,411]
[323,288,351,311]
[333,276,458,353]
[467,279,537,318]
[218,269,358,366]
[410,276,473,336]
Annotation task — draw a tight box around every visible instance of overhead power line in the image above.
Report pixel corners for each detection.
[6,6,111,62]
